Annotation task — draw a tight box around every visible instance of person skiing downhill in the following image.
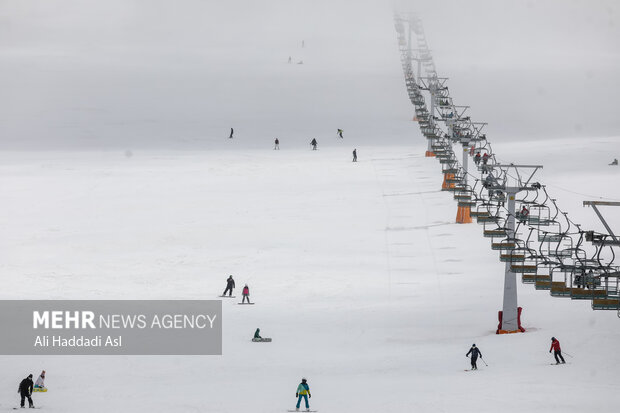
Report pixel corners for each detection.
[222,275,235,297]
[18,374,34,408]
[337,129,343,139]
[466,344,482,370]
[274,138,280,150]
[229,128,234,139]
[242,284,251,303]
[310,138,317,150]
[550,337,565,364]
[34,370,45,390]
[352,149,357,162]
[295,377,311,411]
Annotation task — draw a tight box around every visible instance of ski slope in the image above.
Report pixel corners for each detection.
[1,137,619,412]
[1,1,620,411]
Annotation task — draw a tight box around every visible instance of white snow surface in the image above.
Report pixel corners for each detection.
[1,1,620,411]
[1,137,619,412]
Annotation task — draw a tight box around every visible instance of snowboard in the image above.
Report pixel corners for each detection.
[238,302,255,305]
[33,388,47,392]
[252,338,272,342]
[219,295,236,298]
[287,410,317,412]
[12,408,41,410]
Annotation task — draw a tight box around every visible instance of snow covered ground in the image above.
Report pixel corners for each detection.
[1,0,620,411]
[0,135,619,412]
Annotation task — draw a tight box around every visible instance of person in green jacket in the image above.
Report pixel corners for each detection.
[254,328,262,340]
[295,378,311,411]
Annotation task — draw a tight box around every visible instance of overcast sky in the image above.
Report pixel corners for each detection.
[0,0,618,149]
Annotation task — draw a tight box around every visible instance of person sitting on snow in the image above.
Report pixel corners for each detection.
[34,371,45,390]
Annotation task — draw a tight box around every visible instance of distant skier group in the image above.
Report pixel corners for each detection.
[227,127,358,162]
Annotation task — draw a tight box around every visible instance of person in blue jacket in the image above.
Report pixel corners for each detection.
[295,377,311,411]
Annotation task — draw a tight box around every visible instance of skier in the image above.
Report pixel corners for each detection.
[610,158,618,166]
[337,129,343,139]
[254,328,262,340]
[310,138,317,150]
[301,40,305,48]
[34,370,45,390]
[482,152,489,165]
[549,337,566,364]
[274,138,280,150]
[352,148,357,162]
[222,275,235,297]
[474,152,481,165]
[288,56,292,64]
[466,344,482,370]
[229,128,234,139]
[295,377,311,412]
[242,284,251,304]
[18,374,34,408]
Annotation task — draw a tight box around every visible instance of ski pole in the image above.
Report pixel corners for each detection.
[480,357,488,366]
[562,351,573,358]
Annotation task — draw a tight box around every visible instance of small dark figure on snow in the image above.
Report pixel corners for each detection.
[254,328,262,339]
[466,344,482,370]
[18,374,34,408]
[310,138,317,150]
[550,337,565,364]
[337,129,344,139]
[229,128,234,139]
[242,284,251,303]
[274,138,280,150]
[223,275,235,297]
[352,149,357,162]
[610,158,618,166]
[295,377,311,411]
[474,152,481,165]
[288,56,292,64]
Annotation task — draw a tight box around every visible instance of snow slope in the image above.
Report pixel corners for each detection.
[1,1,620,411]
[0,136,619,412]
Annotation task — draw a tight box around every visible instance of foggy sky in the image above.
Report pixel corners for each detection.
[0,0,618,149]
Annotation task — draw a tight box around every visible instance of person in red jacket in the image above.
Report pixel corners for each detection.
[242,284,251,304]
[549,337,565,364]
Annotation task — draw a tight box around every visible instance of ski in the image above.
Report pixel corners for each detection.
[238,302,255,305]
[219,295,236,298]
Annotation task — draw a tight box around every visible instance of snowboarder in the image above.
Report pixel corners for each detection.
[549,337,565,364]
[254,328,262,340]
[222,275,235,297]
[466,344,482,370]
[242,284,251,304]
[474,152,481,165]
[310,138,317,150]
[34,370,45,390]
[274,138,280,150]
[229,128,234,139]
[352,149,357,162]
[337,129,343,139]
[610,158,618,166]
[295,378,311,411]
[18,374,34,408]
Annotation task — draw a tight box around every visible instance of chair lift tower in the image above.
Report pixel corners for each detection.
[489,164,543,333]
